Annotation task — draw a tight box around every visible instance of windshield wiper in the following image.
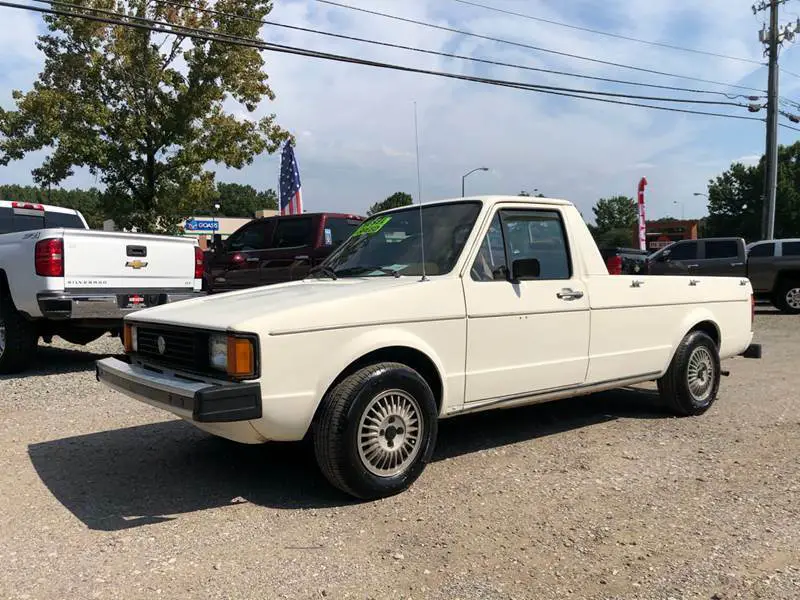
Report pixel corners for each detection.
[307,265,339,280]
[336,266,401,278]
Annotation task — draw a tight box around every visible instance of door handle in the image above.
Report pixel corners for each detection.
[294,255,310,261]
[556,288,584,300]
[687,264,699,269]
[245,257,259,263]
[731,262,744,267]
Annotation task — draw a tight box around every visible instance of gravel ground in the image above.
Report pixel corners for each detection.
[0,310,798,600]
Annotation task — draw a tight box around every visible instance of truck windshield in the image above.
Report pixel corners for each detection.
[0,207,85,234]
[321,201,482,277]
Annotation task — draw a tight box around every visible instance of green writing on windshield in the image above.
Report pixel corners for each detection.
[353,215,392,236]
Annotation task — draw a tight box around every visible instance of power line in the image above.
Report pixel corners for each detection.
[313,0,766,93]
[0,0,765,124]
[449,0,764,66]
[779,122,800,131]
[150,0,763,101]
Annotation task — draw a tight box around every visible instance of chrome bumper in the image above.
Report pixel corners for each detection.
[96,357,262,423]
[38,290,204,320]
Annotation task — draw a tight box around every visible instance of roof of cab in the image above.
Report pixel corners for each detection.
[0,200,80,215]
[378,195,574,215]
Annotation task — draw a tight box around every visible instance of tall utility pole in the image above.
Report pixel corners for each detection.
[762,0,780,240]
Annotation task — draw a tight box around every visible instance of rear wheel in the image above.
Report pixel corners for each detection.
[657,331,720,416]
[312,362,438,500]
[773,279,800,314]
[0,295,38,374]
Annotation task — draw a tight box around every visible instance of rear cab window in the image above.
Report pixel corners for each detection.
[323,216,362,248]
[781,241,800,256]
[0,205,85,234]
[748,242,774,258]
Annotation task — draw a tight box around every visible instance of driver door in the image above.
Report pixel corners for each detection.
[462,207,590,404]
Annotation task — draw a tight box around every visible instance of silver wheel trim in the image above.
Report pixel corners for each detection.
[357,389,424,478]
[0,316,5,357]
[786,287,800,309]
[687,346,715,403]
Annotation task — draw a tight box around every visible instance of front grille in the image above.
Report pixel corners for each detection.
[136,326,210,373]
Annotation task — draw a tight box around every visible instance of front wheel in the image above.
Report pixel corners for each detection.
[312,362,438,500]
[773,280,800,314]
[657,331,721,416]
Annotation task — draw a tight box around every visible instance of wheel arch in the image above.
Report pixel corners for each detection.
[662,310,721,376]
[312,332,448,429]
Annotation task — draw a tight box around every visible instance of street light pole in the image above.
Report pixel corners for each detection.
[674,201,685,220]
[461,167,489,197]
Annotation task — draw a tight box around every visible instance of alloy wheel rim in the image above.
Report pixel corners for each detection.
[687,346,715,403]
[786,287,800,309]
[357,389,423,477]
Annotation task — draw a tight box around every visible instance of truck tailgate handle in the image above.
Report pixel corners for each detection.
[126,245,147,257]
[556,288,584,300]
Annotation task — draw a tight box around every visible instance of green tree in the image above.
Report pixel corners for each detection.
[593,195,637,232]
[0,0,290,234]
[205,183,277,218]
[518,190,545,197]
[367,192,414,216]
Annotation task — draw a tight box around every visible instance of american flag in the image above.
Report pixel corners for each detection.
[279,141,303,215]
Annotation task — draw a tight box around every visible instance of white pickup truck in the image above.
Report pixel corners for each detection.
[0,200,204,373]
[96,195,761,499]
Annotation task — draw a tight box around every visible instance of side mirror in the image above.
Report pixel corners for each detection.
[510,258,540,283]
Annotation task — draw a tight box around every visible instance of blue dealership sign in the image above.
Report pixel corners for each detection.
[184,218,219,232]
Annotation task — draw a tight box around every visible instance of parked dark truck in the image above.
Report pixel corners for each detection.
[648,237,800,313]
[205,212,364,293]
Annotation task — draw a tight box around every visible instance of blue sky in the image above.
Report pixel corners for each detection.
[2,0,800,221]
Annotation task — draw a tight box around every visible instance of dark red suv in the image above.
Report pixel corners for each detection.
[204,212,364,293]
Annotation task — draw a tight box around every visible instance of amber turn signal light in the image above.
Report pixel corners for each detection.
[227,337,255,377]
[123,324,134,353]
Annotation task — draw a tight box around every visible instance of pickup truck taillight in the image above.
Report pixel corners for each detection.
[194,245,204,279]
[35,238,64,277]
[606,255,622,275]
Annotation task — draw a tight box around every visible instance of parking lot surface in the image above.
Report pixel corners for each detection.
[1,310,798,600]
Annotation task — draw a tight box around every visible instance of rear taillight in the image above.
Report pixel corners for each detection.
[606,255,622,275]
[194,245,204,279]
[35,238,64,277]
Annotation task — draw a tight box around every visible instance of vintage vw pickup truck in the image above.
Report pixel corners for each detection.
[96,196,761,499]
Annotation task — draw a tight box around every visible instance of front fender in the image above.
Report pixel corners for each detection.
[314,326,451,415]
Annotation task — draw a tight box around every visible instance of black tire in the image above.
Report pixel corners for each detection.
[773,279,800,314]
[58,328,105,346]
[0,294,38,375]
[312,362,438,500]
[657,331,720,417]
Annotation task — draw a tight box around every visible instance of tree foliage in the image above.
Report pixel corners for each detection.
[589,195,637,248]
[705,142,800,240]
[201,183,277,218]
[518,190,545,197]
[0,0,290,234]
[367,192,414,216]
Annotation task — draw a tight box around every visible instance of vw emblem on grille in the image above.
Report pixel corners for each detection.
[156,336,167,355]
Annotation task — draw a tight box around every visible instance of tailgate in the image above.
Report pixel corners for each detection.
[62,230,197,290]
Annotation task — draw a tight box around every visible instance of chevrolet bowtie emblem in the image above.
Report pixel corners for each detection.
[125,260,149,270]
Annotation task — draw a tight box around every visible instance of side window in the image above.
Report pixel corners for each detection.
[470,213,507,281]
[324,217,362,247]
[501,209,571,280]
[782,241,800,256]
[274,217,313,248]
[227,221,271,252]
[668,241,698,261]
[748,242,774,258]
[704,240,739,259]
[0,208,13,234]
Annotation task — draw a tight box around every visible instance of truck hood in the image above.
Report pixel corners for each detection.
[126,276,465,333]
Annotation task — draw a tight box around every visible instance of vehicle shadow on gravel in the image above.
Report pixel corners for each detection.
[0,344,121,380]
[27,387,669,531]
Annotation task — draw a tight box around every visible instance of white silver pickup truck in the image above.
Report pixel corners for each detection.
[0,200,204,373]
[96,195,761,500]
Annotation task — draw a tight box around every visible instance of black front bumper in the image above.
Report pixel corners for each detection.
[96,358,262,423]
